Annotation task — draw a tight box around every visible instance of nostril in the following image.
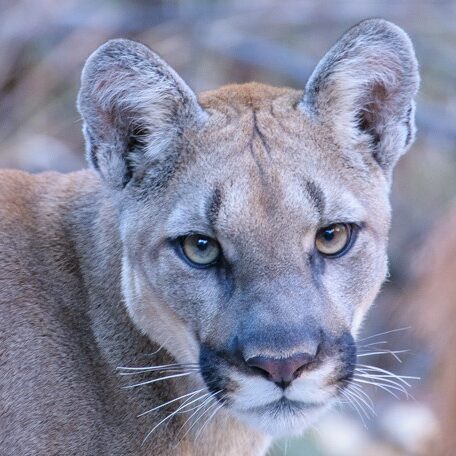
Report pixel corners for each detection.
[246,352,317,388]
[246,358,274,379]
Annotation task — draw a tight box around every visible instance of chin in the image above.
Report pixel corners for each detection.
[230,398,333,437]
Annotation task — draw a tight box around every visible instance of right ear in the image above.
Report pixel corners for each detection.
[300,19,419,176]
[77,39,206,190]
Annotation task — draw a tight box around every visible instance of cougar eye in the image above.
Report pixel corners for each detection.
[180,234,221,267]
[315,223,353,257]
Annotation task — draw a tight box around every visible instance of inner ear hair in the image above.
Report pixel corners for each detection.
[355,81,391,155]
[301,18,419,174]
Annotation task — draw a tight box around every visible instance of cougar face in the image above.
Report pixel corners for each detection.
[78,19,418,438]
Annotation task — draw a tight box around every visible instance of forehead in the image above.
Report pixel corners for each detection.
[163,83,389,240]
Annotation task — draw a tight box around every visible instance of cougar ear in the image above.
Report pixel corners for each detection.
[77,39,206,189]
[301,19,419,175]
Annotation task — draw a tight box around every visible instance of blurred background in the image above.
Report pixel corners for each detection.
[1,0,455,454]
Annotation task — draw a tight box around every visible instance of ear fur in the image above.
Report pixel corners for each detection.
[301,19,419,174]
[77,39,206,189]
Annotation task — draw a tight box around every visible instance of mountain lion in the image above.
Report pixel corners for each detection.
[0,19,419,455]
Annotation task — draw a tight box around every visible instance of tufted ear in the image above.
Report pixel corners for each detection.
[77,39,206,190]
[301,19,419,175]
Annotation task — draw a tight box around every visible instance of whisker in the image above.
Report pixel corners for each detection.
[144,338,171,356]
[357,340,388,348]
[355,375,416,400]
[175,391,222,443]
[138,388,206,417]
[357,349,409,363]
[142,391,210,444]
[119,367,200,376]
[355,370,412,388]
[284,438,289,456]
[357,327,411,342]
[175,401,210,414]
[178,395,215,431]
[172,382,221,414]
[344,388,371,419]
[117,363,199,372]
[185,400,221,439]
[352,378,403,399]
[345,385,376,416]
[338,388,367,428]
[355,369,418,384]
[356,364,420,386]
[125,371,195,389]
[194,402,224,441]
[171,392,212,417]
[341,330,418,426]
[345,381,375,411]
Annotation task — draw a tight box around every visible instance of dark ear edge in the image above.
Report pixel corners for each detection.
[77,39,206,190]
[301,19,419,173]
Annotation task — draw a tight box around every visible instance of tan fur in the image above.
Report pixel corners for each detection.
[0,19,418,455]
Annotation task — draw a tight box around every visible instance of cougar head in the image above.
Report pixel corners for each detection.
[78,19,419,437]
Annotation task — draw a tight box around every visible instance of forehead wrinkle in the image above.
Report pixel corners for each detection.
[305,181,325,215]
[207,187,222,228]
[279,174,321,227]
[279,171,366,229]
[303,180,366,224]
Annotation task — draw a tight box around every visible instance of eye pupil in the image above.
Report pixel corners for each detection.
[197,238,209,250]
[323,229,335,242]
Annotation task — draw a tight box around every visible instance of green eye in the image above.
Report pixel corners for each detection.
[315,223,352,257]
[180,234,221,267]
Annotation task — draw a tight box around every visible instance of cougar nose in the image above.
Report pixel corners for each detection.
[246,352,318,388]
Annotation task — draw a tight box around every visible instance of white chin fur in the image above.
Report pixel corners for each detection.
[232,402,331,437]
[224,363,338,437]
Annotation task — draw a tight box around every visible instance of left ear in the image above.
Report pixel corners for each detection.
[77,39,206,190]
[301,19,419,175]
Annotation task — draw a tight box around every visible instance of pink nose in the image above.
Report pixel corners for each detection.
[246,353,318,388]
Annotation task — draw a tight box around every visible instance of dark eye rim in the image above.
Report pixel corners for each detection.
[172,233,222,269]
[315,222,360,259]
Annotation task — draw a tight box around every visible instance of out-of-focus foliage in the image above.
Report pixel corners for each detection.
[1,1,455,454]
